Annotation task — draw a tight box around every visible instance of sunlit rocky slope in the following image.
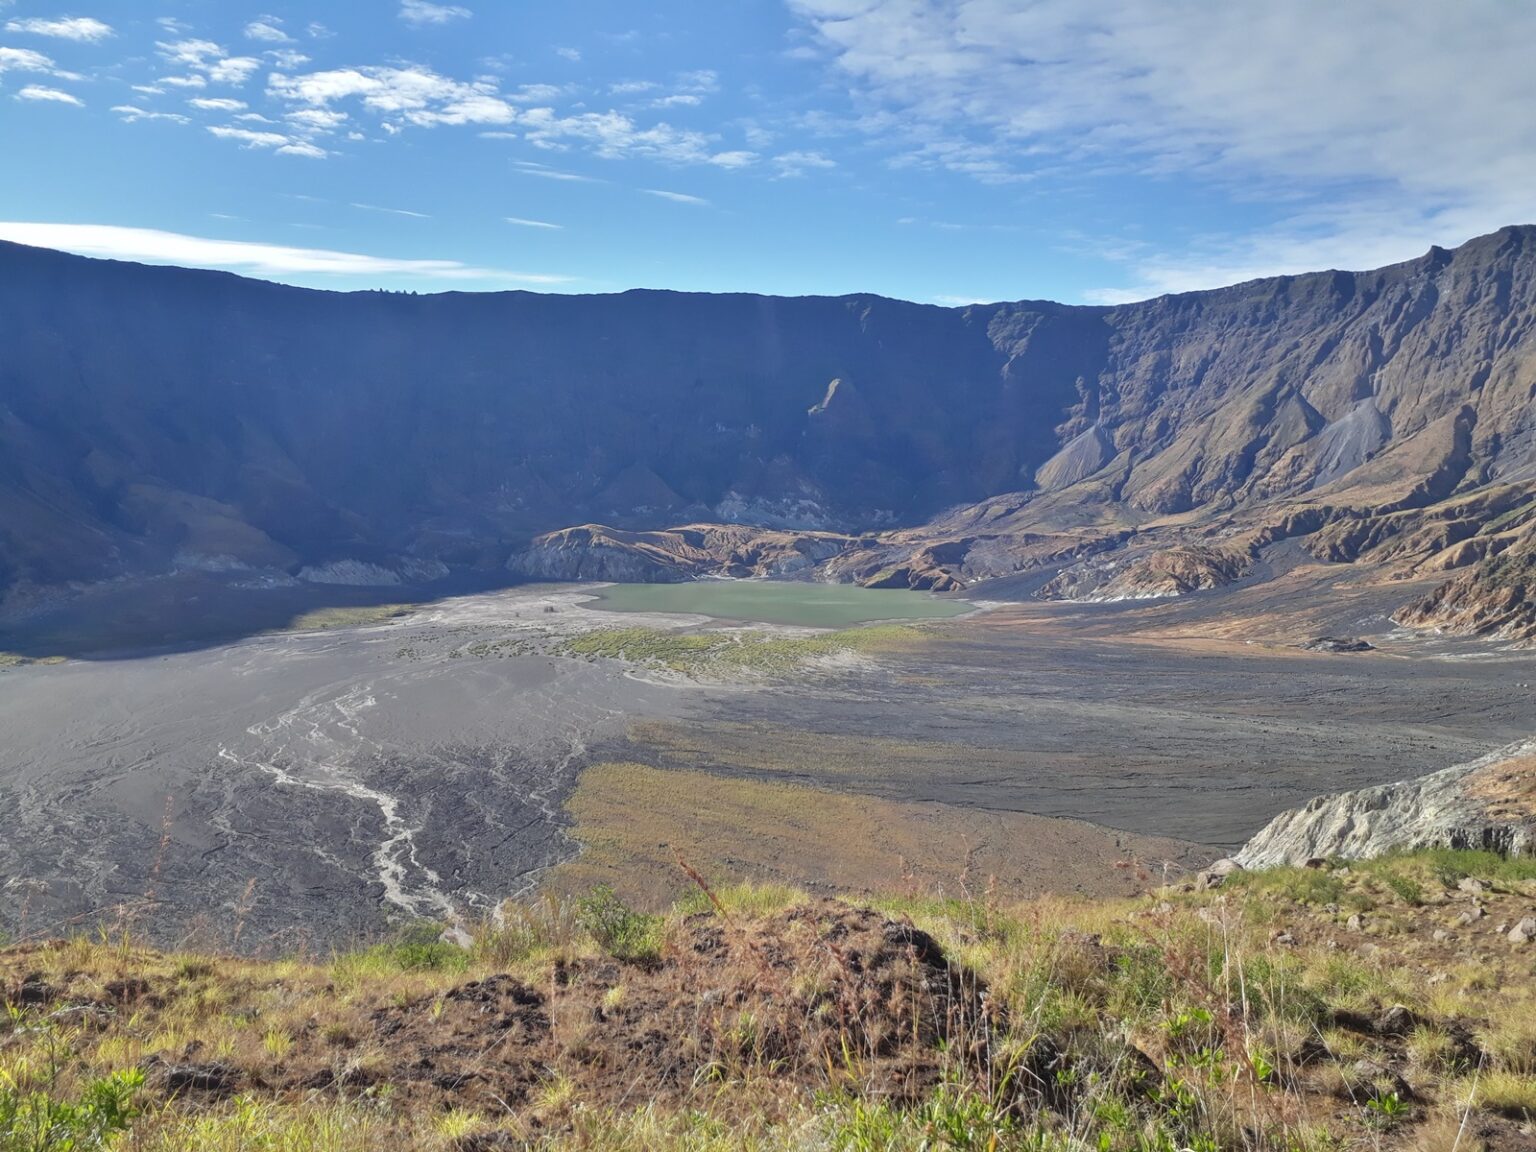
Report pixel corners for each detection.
[3,226,1535,637]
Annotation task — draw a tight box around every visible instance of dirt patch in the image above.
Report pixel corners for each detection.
[550,761,1207,908]
[1467,753,1536,817]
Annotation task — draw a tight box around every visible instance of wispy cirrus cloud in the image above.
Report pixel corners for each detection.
[0,222,573,285]
[351,202,430,218]
[643,188,709,206]
[505,216,561,229]
[789,0,1536,300]
[511,161,603,183]
[4,16,113,42]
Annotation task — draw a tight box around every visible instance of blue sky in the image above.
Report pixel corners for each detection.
[1,0,1533,304]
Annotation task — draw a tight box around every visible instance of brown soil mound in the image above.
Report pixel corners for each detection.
[5,901,989,1119]
[350,902,988,1114]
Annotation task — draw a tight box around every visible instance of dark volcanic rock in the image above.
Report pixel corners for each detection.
[1300,637,1376,653]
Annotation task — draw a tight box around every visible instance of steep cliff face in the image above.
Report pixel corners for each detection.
[3,227,1536,616]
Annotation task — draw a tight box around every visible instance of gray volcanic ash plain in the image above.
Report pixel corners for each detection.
[3,577,1533,950]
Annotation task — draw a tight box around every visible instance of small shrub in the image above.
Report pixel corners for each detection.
[576,886,662,963]
[1364,1089,1408,1129]
[0,1068,143,1151]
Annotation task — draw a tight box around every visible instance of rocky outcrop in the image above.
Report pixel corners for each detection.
[507,524,856,583]
[1036,546,1251,603]
[1236,740,1536,867]
[1394,529,1536,644]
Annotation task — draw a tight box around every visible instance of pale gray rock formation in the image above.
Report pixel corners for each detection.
[1236,739,1536,867]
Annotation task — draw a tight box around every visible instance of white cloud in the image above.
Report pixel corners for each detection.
[244,19,291,44]
[157,38,260,87]
[0,46,55,74]
[610,80,656,95]
[399,0,471,26]
[676,69,718,94]
[111,105,189,124]
[268,65,515,129]
[789,0,1536,297]
[203,123,326,157]
[773,150,835,177]
[0,222,573,284]
[188,97,247,111]
[266,49,309,69]
[285,107,346,130]
[505,216,561,229]
[207,56,260,84]
[157,38,223,68]
[643,188,709,206]
[15,84,81,105]
[207,125,289,148]
[265,60,740,168]
[519,107,717,163]
[932,294,994,306]
[507,83,563,103]
[555,47,580,62]
[4,16,113,42]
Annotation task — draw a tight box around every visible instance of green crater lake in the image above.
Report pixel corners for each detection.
[588,580,975,629]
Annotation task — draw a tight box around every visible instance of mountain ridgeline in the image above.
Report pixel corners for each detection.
[3,228,1536,638]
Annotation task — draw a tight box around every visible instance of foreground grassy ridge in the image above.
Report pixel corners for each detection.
[555,623,923,675]
[6,852,1536,1149]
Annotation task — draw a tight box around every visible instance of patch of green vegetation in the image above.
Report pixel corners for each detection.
[555,622,921,675]
[1226,864,1347,906]
[1485,498,1536,533]
[0,652,67,669]
[339,921,470,975]
[0,1011,142,1152]
[281,603,418,632]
